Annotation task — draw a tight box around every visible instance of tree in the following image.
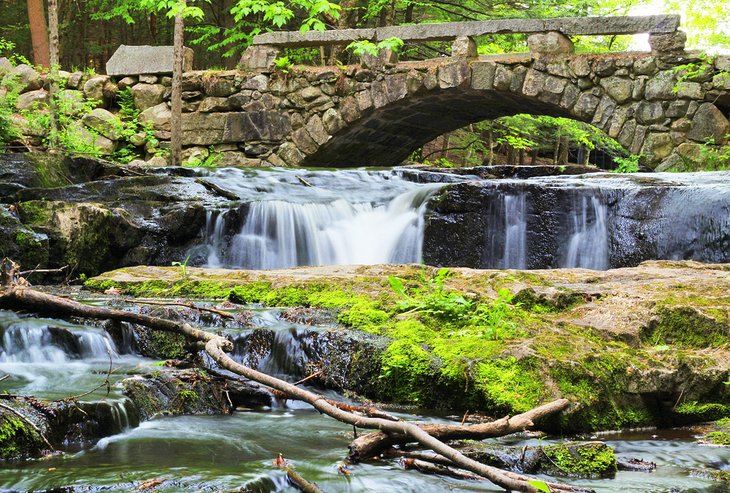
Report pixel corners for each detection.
[26,0,50,67]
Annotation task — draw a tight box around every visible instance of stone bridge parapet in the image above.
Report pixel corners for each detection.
[136,47,729,170]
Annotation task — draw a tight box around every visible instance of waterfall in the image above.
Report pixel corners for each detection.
[561,193,609,269]
[201,168,443,269]
[502,193,528,269]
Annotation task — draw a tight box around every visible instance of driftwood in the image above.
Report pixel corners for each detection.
[0,261,591,493]
[121,298,235,319]
[349,399,570,460]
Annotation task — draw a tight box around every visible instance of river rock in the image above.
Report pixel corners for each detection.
[122,369,271,420]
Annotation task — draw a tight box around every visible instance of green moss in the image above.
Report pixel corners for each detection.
[13,227,48,268]
[18,201,53,225]
[705,431,730,445]
[541,442,617,478]
[675,402,730,422]
[29,155,71,188]
[337,301,390,332]
[641,306,729,348]
[512,287,587,312]
[475,357,545,413]
[147,331,187,360]
[0,415,43,460]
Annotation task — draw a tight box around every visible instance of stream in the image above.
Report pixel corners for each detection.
[1,299,729,493]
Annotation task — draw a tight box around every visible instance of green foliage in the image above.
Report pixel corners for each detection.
[528,480,551,493]
[273,56,293,72]
[389,268,521,340]
[346,37,404,57]
[697,136,730,171]
[611,154,640,173]
[171,255,191,280]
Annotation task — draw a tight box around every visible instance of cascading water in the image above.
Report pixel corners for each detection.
[425,170,730,270]
[198,168,447,269]
[562,192,609,269]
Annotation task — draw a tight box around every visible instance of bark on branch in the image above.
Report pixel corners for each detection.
[0,271,590,493]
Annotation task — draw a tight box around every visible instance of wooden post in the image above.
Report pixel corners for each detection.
[171,1,185,167]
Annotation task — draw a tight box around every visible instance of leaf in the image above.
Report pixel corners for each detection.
[528,479,551,492]
[388,276,406,297]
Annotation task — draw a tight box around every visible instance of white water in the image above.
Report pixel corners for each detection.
[562,193,609,269]
[201,168,443,269]
[502,194,528,269]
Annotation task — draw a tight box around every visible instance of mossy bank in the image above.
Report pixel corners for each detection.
[86,260,730,433]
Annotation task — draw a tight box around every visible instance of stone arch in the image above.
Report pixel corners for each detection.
[297,60,618,167]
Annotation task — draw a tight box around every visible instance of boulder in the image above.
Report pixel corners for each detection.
[67,121,116,155]
[15,89,49,110]
[82,75,111,105]
[57,89,86,116]
[81,108,123,141]
[649,30,686,54]
[139,102,172,132]
[131,83,166,111]
[688,103,730,144]
[3,64,42,93]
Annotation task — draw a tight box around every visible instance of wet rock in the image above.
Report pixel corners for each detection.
[122,369,271,420]
[460,441,617,478]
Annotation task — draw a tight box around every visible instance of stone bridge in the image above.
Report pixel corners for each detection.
[127,15,730,170]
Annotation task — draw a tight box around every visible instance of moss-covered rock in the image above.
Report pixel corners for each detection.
[0,412,44,460]
[86,261,730,432]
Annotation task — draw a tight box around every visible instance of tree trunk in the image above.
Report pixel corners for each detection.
[170,3,185,167]
[27,0,51,68]
[47,0,60,149]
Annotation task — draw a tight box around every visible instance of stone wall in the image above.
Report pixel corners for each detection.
[3,48,729,170]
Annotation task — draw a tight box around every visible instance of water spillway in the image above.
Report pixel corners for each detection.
[194,168,730,271]
[198,167,452,269]
[424,171,730,270]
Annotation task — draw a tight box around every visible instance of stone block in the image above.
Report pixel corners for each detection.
[239,45,281,72]
[649,31,686,54]
[599,76,633,104]
[322,108,345,134]
[106,45,194,76]
[277,142,305,166]
[470,62,496,90]
[451,36,477,57]
[644,70,677,100]
[635,100,664,124]
[81,108,123,141]
[131,83,166,111]
[438,61,469,89]
[687,103,730,143]
[527,32,574,56]
[572,92,600,120]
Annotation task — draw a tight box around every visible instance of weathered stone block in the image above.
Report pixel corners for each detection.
[277,142,305,166]
[322,108,345,134]
[106,45,193,76]
[527,31,574,56]
[644,70,677,100]
[83,75,111,105]
[199,97,232,113]
[599,76,633,104]
[306,115,329,146]
[339,96,360,123]
[15,89,49,111]
[649,31,686,54]
[242,74,269,91]
[291,127,319,154]
[636,100,664,124]
[572,92,600,120]
[132,83,166,111]
[687,103,730,143]
[451,36,477,57]
[239,45,281,72]
[522,69,546,97]
[81,108,123,141]
[676,82,703,99]
[470,62,496,90]
[560,84,580,110]
[438,61,470,89]
[642,132,674,162]
[493,65,513,91]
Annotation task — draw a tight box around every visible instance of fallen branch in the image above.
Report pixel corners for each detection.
[349,398,570,460]
[0,267,589,493]
[122,298,235,320]
[195,178,239,201]
[403,457,482,481]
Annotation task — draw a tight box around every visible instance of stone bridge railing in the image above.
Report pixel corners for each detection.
[241,15,684,70]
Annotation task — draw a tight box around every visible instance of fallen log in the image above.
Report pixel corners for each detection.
[0,259,591,493]
[349,398,570,460]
